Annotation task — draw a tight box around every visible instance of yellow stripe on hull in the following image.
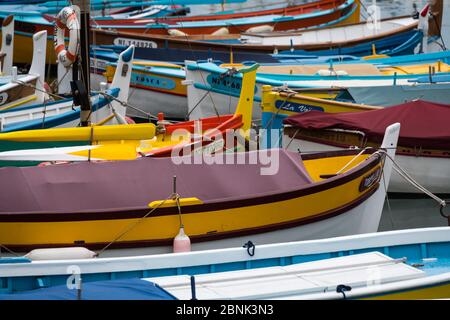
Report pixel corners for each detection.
[0,95,37,111]
[261,85,380,117]
[379,62,450,75]
[0,155,381,248]
[364,282,450,300]
[0,123,156,142]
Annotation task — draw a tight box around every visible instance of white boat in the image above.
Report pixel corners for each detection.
[185,61,450,120]
[0,29,46,111]
[240,16,418,46]
[1,226,449,299]
[0,45,135,132]
[282,99,450,194]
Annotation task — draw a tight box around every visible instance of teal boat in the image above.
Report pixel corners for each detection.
[0,227,449,299]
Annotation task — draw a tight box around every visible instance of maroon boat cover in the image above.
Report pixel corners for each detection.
[0,150,313,213]
[283,100,450,150]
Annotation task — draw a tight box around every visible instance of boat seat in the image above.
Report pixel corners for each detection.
[146,252,425,300]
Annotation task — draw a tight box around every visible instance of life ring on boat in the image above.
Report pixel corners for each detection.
[54,6,80,67]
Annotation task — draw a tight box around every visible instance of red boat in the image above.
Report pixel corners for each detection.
[90,0,352,26]
[93,0,360,35]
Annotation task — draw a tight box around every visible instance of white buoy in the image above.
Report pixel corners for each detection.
[246,25,274,33]
[168,29,188,37]
[173,227,191,253]
[211,27,229,36]
[316,69,349,77]
[25,247,97,261]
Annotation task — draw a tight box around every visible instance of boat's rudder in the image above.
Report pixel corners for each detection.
[234,63,259,138]
[29,30,47,104]
[1,15,14,75]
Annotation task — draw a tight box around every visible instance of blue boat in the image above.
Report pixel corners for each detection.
[276,29,424,57]
[0,227,449,299]
[0,279,176,300]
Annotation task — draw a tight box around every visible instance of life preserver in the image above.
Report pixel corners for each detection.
[54,6,80,67]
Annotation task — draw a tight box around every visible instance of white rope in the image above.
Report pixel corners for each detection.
[379,150,447,208]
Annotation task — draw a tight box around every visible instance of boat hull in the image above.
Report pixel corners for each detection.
[0,150,386,253]
[0,0,360,64]
[283,137,450,195]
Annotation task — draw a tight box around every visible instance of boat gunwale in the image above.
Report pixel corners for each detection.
[284,127,450,159]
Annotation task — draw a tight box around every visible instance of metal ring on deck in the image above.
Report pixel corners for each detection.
[243,241,255,257]
[440,201,450,219]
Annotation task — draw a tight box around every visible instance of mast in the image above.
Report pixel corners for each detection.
[72,0,92,127]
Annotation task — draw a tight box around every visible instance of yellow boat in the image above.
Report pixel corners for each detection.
[0,122,400,253]
[260,85,381,148]
[0,63,259,164]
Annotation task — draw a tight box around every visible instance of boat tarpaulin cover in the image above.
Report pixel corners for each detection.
[0,279,177,300]
[284,100,450,150]
[0,149,312,213]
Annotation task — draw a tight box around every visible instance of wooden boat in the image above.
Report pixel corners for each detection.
[0,278,176,300]
[148,249,450,300]
[282,100,450,195]
[89,0,361,36]
[0,122,400,254]
[91,14,421,56]
[91,0,353,26]
[0,29,46,111]
[0,62,267,165]
[1,226,449,299]
[0,63,258,163]
[185,61,450,119]
[0,45,135,133]
[92,47,450,121]
[0,0,360,64]
[90,52,188,120]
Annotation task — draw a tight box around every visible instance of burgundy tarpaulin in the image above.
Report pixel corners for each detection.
[283,100,450,150]
[0,150,313,213]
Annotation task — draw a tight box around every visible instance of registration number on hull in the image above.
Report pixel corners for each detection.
[113,38,157,48]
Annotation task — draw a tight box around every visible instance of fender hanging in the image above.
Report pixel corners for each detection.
[54,6,80,67]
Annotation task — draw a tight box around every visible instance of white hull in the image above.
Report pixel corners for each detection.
[0,94,121,131]
[3,225,449,284]
[186,66,262,120]
[91,72,188,120]
[240,17,417,46]
[283,137,450,194]
[347,83,450,107]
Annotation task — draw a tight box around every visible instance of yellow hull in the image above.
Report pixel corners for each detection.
[261,85,380,118]
[379,61,450,75]
[0,32,55,65]
[364,282,450,300]
[0,153,382,250]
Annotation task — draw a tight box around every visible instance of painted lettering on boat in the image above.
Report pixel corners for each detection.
[0,92,8,106]
[275,100,325,113]
[113,37,157,49]
[359,168,382,192]
[207,74,257,96]
[131,73,176,90]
